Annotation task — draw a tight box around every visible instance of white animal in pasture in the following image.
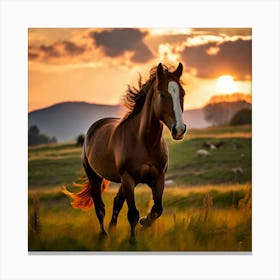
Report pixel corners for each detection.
[196,149,210,157]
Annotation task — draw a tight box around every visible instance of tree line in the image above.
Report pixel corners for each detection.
[28,125,57,146]
[203,101,252,126]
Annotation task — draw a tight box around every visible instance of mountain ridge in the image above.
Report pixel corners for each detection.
[28,101,214,142]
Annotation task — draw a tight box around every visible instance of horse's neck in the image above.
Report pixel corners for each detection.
[139,87,163,149]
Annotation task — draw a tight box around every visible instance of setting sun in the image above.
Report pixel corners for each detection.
[217,75,237,94]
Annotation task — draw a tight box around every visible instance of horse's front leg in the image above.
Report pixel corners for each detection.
[121,172,139,243]
[140,174,164,227]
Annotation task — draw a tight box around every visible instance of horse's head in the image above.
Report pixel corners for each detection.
[153,63,187,140]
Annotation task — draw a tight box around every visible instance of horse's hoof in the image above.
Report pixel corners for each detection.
[139,217,146,225]
[140,217,152,227]
[108,222,117,232]
[129,236,137,246]
[99,231,108,241]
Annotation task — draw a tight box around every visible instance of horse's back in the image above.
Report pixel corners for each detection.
[85,117,119,141]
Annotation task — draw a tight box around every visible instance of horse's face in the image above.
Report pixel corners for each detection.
[154,63,187,140]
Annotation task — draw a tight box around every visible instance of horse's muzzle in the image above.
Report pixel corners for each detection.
[171,124,187,140]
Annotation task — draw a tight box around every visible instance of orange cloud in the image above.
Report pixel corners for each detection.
[207,93,252,104]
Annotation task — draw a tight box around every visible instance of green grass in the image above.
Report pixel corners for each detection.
[163,124,251,140]
[186,124,252,137]
[28,125,252,251]
[28,156,84,189]
[166,136,251,185]
[28,136,251,189]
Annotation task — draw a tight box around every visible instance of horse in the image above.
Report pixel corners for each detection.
[63,63,187,243]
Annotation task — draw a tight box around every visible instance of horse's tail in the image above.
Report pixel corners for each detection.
[62,179,109,210]
[62,181,93,210]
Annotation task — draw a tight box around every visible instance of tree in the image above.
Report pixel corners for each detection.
[28,125,57,146]
[203,101,252,126]
[230,108,252,125]
[28,125,40,146]
[76,134,85,146]
[29,125,39,136]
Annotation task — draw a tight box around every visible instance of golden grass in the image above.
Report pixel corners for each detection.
[104,182,251,195]
[164,183,251,194]
[185,132,252,139]
[29,183,251,251]
[28,147,81,160]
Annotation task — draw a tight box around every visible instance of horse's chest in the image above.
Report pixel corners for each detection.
[136,163,159,183]
[131,153,167,183]
[114,134,168,183]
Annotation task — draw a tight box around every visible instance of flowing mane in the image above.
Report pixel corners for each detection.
[120,64,174,124]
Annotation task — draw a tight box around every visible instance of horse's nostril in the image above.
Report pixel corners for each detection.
[171,124,186,139]
[183,124,187,134]
[171,125,177,137]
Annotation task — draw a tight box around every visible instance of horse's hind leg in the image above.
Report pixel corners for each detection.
[109,186,125,230]
[90,176,108,238]
[83,161,107,238]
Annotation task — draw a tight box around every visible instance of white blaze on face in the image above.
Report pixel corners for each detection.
[168,81,184,130]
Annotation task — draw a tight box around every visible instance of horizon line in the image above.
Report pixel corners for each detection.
[28,96,252,114]
[28,100,206,113]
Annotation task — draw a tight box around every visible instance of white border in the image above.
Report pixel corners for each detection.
[1,0,279,279]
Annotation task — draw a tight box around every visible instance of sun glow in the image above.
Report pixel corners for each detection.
[217,75,238,94]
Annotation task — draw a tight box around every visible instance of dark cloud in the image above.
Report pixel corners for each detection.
[28,46,39,59]
[40,44,60,58]
[180,39,252,80]
[62,41,85,55]
[28,51,39,59]
[28,41,86,61]
[89,28,153,63]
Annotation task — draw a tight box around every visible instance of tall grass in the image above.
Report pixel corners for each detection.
[29,184,251,251]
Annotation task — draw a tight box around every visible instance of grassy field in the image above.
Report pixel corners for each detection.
[28,125,252,252]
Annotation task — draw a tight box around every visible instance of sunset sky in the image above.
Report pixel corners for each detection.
[28,28,252,112]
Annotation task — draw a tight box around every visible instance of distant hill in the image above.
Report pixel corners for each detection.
[183,109,209,129]
[28,102,122,142]
[28,101,211,142]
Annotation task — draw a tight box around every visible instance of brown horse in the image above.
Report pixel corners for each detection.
[63,63,187,243]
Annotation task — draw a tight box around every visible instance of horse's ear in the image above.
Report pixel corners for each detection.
[157,63,164,80]
[173,62,183,78]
